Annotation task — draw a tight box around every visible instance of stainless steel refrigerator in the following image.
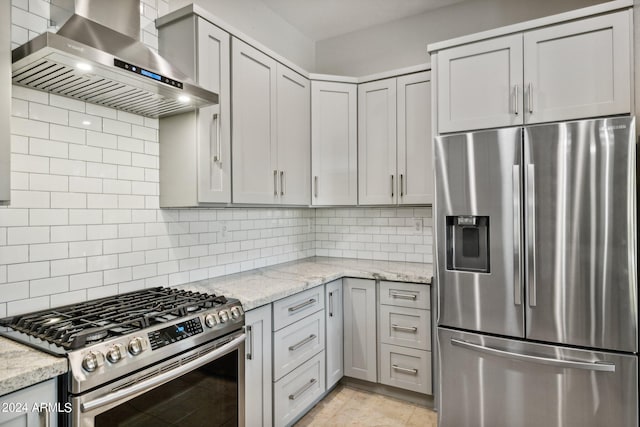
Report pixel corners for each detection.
[434,116,638,427]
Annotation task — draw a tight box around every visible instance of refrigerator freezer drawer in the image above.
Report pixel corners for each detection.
[438,327,638,427]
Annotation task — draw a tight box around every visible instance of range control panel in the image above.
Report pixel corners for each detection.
[148,318,203,350]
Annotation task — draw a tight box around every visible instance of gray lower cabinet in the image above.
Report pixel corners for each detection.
[325,279,343,389]
[343,278,377,382]
[0,380,57,427]
[245,305,273,427]
[272,286,326,426]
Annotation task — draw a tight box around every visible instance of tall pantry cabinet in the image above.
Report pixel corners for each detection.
[158,16,231,206]
[232,38,310,205]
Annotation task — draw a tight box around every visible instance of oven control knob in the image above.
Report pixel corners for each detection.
[219,310,229,323]
[106,344,125,363]
[204,313,219,328]
[128,337,145,356]
[230,307,241,319]
[82,351,104,372]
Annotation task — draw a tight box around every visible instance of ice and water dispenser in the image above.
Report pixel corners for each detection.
[446,215,490,273]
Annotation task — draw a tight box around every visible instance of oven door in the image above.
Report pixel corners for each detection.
[70,331,245,427]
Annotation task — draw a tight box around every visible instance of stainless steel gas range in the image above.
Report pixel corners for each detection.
[0,287,246,427]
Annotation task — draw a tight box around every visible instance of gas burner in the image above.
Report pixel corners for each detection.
[84,329,109,343]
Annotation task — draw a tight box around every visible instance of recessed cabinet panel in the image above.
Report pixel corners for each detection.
[232,38,278,204]
[311,81,358,206]
[343,278,377,382]
[437,34,524,133]
[325,279,344,389]
[244,305,273,427]
[358,79,397,205]
[397,72,433,205]
[523,10,631,124]
[277,65,311,205]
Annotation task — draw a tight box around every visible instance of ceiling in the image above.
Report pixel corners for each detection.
[259,0,470,41]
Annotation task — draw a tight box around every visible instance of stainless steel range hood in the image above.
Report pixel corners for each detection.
[11,0,217,118]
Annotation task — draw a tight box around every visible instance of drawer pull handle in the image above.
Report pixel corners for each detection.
[289,334,317,352]
[289,378,317,401]
[390,292,417,300]
[246,325,253,360]
[391,324,418,333]
[288,298,316,313]
[328,291,334,317]
[392,365,418,375]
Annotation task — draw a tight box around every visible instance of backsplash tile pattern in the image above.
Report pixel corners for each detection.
[1,0,433,317]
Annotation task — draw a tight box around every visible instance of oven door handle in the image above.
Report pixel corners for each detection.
[81,333,246,413]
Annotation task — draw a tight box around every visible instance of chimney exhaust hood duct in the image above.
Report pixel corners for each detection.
[11,0,217,118]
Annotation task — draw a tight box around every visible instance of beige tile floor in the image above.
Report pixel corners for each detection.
[295,384,438,426]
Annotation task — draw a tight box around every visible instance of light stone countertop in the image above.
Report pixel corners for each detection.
[175,256,433,310]
[0,256,432,397]
[0,338,68,397]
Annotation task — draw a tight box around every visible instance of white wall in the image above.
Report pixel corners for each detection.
[315,0,608,75]
[168,0,316,70]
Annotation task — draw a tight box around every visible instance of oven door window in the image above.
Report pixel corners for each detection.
[95,350,238,427]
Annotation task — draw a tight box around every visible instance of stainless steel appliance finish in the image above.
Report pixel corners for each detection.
[11,0,218,118]
[435,126,524,338]
[439,327,638,427]
[1,287,246,426]
[1,0,10,205]
[435,116,638,426]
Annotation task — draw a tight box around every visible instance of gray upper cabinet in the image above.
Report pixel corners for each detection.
[358,71,433,206]
[232,38,310,205]
[158,16,231,206]
[436,34,523,133]
[1,0,10,205]
[435,9,631,133]
[311,81,358,206]
[523,11,631,124]
[231,38,278,204]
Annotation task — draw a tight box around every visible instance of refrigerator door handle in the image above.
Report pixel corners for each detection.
[513,165,522,306]
[526,164,537,307]
[451,339,615,372]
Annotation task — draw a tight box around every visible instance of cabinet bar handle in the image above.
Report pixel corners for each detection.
[288,334,317,352]
[214,112,221,164]
[390,291,417,300]
[328,291,334,317]
[288,298,316,313]
[392,365,418,375]
[528,82,533,113]
[400,174,404,197]
[38,407,51,427]
[280,171,285,196]
[273,170,278,196]
[391,175,394,198]
[246,325,253,360]
[514,85,519,116]
[391,324,418,332]
[314,176,318,198]
[289,378,317,400]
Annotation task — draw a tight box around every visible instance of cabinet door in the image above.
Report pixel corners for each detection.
[437,34,523,133]
[343,278,377,382]
[244,305,273,427]
[311,81,358,206]
[397,71,433,205]
[325,279,343,389]
[276,64,310,205]
[358,78,397,205]
[0,0,9,204]
[232,38,278,204]
[197,19,231,203]
[523,10,631,124]
[0,379,57,427]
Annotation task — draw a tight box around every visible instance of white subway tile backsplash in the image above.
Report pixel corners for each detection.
[0,246,29,264]
[7,226,49,245]
[10,190,49,208]
[30,243,69,261]
[103,149,132,166]
[87,255,118,272]
[11,5,47,34]
[69,112,102,132]
[118,166,145,181]
[51,192,86,209]
[69,209,102,225]
[11,135,29,155]
[50,158,86,177]
[0,282,29,303]
[69,271,103,290]
[8,261,49,282]
[86,104,117,120]
[29,103,68,125]
[12,116,48,138]
[30,209,68,226]
[29,173,68,192]
[69,241,102,258]
[12,98,28,118]
[69,145,102,162]
[30,138,68,159]
[49,94,85,113]
[50,290,87,307]
[50,257,86,276]
[86,162,118,179]
[103,119,132,137]
[87,194,118,209]
[104,267,132,285]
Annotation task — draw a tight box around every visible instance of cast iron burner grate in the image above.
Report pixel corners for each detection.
[0,287,226,350]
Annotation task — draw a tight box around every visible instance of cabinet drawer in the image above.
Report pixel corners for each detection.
[379,343,431,395]
[273,286,325,331]
[274,310,326,380]
[274,351,326,427]
[379,281,430,309]
[380,305,430,351]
